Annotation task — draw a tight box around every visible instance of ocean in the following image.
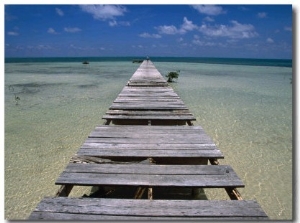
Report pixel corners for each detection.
[4,57,293,219]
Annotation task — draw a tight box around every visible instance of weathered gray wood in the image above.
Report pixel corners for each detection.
[55,185,73,197]
[29,197,268,220]
[109,104,188,110]
[76,125,222,158]
[87,126,215,143]
[127,61,168,87]
[91,125,206,134]
[104,65,195,120]
[81,142,219,150]
[93,125,205,131]
[103,115,196,121]
[29,212,268,220]
[225,187,243,200]
[56,163,244,188]
[105,110,193,115]
[62,163,231,174]
[77,148,224,158]
[89,130,212,138]
[114,98,184,102]
[56,173,243,187]
[85,137,214,144]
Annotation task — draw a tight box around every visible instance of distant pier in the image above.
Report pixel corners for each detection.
[29,60,268,220]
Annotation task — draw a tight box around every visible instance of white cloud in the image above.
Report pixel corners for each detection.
[257,12,267,18]
[192,35,217,46]
[193,39,217,46]
[199,20,258,39]
[192,5,225,16]
[47,28,58,34]
[109,20,117,27]
[55,8,64,16]
[8,31,19,36]
[267,38,274,43]
[156,25,179,35]
[139,32,161,38]
[36,45,52,50]
[180,17,197,33]
[204,16,214,22]
[156,17,197,35]
[108,20,130,27]
[64,27,82,33]
[284,26,292,31]
[27,45,52,50]
[80,5,126,20]
[70,44,82,50]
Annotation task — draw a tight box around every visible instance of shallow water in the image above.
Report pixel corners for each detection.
[5,61,292,219]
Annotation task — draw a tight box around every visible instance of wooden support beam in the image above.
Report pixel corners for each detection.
[209,158,219,165]
[225,187,243,200]
[148,187,153,200]
[103,119,111,125]
[55,185,73,197]
[134,187,146,199]
[187,120,194,126]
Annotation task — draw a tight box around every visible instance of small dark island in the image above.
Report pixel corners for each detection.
[82,61,89,64]
[132,59,143,63]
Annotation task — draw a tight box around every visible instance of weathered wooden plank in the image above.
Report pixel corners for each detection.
[109,106,188,110]
[112,100,185,105]
[90,126,206,134]
[90,129,205,135]
[56,164,244,188]
[119,90,176,93]
[79,141,223,158]
[29,212,268,220]
[114,98,184,102]
[77,148,223,158]
[29,198,268,220]
[56,172,243,187]
[93,125,205,131]
[85,137,214,144]
[105,110,192,115]
[103,115,196,121]
[89,130,210,137]
[118,91,178,95]
[119,89,176,92]
[121,87,174,91]
[87,125,214,143]
[61,163,231,175]
[86,135,214,143]
[81,142,218,150]
[127,84,169,87]
[118,88,179,95]
[110,102,186,106]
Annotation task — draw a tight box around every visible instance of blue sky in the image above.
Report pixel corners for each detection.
[5,4,293,59]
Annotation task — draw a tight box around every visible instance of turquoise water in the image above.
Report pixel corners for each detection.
[5,56,292,67]
[5,59,292,219]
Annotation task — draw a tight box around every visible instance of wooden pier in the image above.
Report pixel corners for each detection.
[29,60,268,220]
